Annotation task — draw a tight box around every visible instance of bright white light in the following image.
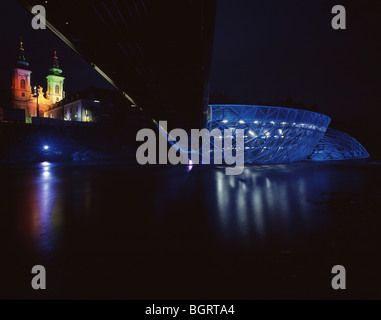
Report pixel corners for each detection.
[254,121,259,124]
[239,120,245,124]
[42,171,50,178]
[222,120,228,123]
[41,161,50,167]
[43,145,49,150]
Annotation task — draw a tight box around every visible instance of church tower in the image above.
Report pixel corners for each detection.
[12,41,32,107]
[46,51,65,104]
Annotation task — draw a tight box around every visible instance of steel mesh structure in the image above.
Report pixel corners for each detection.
[206,105,331,164]
[309,128,369,160]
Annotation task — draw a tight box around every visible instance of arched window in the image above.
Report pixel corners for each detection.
[20,79,26,89]
[55,85,60,94]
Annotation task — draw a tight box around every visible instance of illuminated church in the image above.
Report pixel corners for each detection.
[11,41,65,119]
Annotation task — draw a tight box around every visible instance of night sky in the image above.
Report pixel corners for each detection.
[210,0,381,132]
[0,0,113,94]
[0,0,380,147]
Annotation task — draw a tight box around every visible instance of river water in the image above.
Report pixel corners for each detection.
[1,160,380,299]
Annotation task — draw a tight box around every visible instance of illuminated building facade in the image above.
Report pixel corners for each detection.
[45,87,127,123]
[46,51,65,104]
[11,41,65,119]
[44,98,94,121]
[11,42,32,105]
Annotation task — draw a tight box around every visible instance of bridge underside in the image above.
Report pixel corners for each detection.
[17,0,217,130]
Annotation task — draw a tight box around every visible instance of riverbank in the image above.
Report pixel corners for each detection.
[0,122,137,163]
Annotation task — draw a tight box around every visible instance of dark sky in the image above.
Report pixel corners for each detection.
[210,0,381,131]
[1,0,380,139]
[0,0,114,94]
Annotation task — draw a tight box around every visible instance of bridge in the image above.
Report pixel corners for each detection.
[17,0,217,131]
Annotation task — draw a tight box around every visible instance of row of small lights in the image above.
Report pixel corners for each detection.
[220,120,325,131]
[222,120,303,126]
[206,146,287,151]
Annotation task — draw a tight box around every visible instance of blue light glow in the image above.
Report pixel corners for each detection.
[309,128,369,160]
[207,105,331,164]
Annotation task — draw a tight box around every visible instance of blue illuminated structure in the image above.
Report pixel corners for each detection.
[309,128,369,161]
[207,105,331,164]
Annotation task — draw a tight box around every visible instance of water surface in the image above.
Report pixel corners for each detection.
[1,161,380,299]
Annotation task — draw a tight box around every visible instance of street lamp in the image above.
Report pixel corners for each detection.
[33,86,40,118]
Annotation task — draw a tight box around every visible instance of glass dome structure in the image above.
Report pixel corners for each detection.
[309,128,369,161]
[207,105,331,164]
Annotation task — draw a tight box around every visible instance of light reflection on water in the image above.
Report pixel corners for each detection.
[7,161,374,256]
[23,162,60,257]
[201,163,368,248]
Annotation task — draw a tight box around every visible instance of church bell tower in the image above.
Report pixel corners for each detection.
[46,51,65,104]
[12,41,32,106]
